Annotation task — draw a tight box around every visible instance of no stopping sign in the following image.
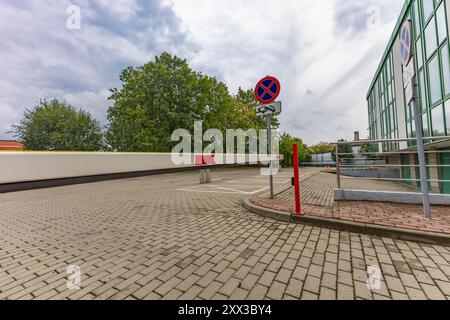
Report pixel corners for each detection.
[254,76,281,104]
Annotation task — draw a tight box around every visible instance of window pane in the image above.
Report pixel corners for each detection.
[422,0,434,23]
[386,65,390,81]
[391,106,396,130]
[428,54,442,104]
[445,100,450,134]
[423,113,430,136]
[436,3,447,44]
[425,17,438,58]
[416,38,423,69]
[413,0,421,36]
[431,105,446,136]
[442,44,450,95]
[419,69,427,110]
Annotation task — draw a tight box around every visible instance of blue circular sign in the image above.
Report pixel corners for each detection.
[254,76,281,104]
[400,21,412,66]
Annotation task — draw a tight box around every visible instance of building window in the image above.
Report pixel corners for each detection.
[425,16,438,58]
[428,54,443,104]
[436,2,447,44]
[414,0,449,134]
[417,38,424,69]
[367,91,378,142]
[442,44,450,96]
[423,0,435,23]
[445,99,450,134]
[419,69,427,110]
[413,0,422,37]
[379,52,399,152]
[423,112,430,136]
[431,104,446,135]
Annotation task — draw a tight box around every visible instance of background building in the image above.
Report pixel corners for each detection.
[0,140,24,151]
[367,0,450,194]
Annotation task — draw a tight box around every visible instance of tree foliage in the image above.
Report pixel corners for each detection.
[309,142,335,155]
[279,133,310,167]
[11,100,104,151]
[332,139,354,161]
[106,52,278,152]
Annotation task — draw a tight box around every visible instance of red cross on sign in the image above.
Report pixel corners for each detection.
[254,76,281,104]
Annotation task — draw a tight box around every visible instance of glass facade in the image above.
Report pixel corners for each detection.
[367,92,377,141]
[415,0,450,138]
[378,52,399,152]
[367,0,450,144]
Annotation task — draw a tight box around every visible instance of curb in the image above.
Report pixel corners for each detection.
[243,198,450,246]
[243,198,292,223]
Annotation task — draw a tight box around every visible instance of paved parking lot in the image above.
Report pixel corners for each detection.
[1,167,450,300]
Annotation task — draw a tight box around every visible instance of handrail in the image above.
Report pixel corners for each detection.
[333,136,450,145]
[333,138,450,203]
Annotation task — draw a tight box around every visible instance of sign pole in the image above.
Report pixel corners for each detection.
[412,76,432,220]
[401,21,431,220]
[254,75,281,200]
[268,115,274,199]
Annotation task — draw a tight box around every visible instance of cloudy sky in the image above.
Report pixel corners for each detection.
[0,0,406,144]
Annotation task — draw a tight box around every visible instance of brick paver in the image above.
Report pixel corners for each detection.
[254,172,450,235]
[1,168,449,300]
[277,172,413,207]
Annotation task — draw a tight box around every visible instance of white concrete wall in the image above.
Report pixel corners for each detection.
[0,152,273,184]
[0,152,187,184]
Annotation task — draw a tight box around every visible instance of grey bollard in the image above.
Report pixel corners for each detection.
[206,169,211,183]
[200,169,212,184]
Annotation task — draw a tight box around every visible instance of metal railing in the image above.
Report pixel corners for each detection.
[333,136,450,220]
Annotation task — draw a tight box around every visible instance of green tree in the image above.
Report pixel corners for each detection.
[107,52,231,152]
[332,139,354,161]
[309,142,335,155]
[11,99,104,151]
[106,52,279,152]
[221,88,275,131]
[358,142,379,160]
[279,133,310,167]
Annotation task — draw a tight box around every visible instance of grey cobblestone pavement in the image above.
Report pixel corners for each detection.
[1,167,450,300]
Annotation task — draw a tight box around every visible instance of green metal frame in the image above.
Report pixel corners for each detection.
[418,0,450,137]
[367,0,450,142]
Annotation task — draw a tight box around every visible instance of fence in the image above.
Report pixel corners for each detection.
[334,136,450,199]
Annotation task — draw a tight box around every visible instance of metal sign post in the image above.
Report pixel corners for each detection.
[401,20,431,220]
[255,76,282,200]
[267,116,274,199]
[412,77,431,219]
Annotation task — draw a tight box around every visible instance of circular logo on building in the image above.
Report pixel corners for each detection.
[400,21,413,66]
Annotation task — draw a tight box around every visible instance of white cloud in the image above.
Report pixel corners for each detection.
[0,0,183,138]
[0,0,405,145]
[96,0,140,21]
[63,89,111,124]
[166,0,405,144]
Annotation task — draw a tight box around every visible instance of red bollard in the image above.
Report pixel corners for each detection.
[293,144,303,215]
